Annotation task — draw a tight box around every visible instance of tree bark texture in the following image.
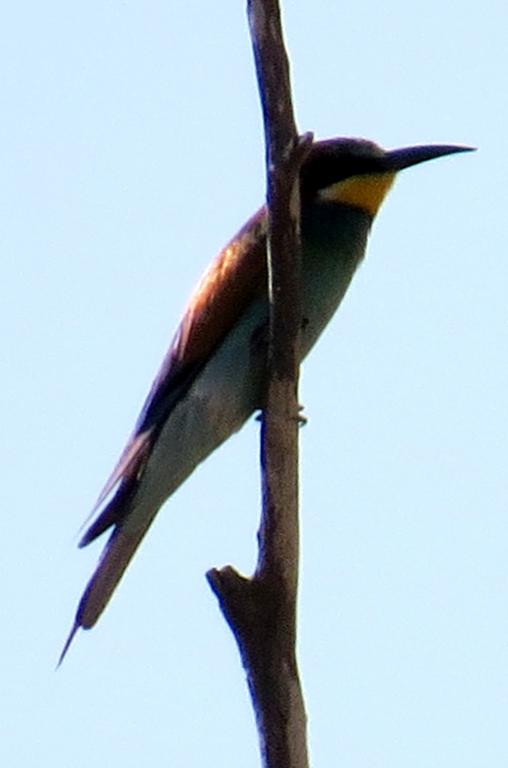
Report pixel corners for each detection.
[207,2,312,768]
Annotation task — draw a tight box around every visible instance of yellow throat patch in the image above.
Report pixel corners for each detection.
[318,172,396,216]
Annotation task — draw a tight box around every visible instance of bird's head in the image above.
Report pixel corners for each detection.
[301,138,474,217]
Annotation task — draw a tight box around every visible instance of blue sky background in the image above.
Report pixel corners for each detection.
[1,2,507,766]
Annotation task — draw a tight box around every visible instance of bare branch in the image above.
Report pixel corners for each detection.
[207,2,312,767]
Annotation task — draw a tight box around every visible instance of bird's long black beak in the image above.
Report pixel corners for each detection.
[385,144,475,172]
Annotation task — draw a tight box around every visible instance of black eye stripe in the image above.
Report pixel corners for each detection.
[300,140,388,199]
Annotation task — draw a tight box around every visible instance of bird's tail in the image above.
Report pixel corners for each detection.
[59,510,156,666]
[58,431,157,666]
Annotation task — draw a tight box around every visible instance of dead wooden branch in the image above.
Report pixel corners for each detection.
[207,2,312,767]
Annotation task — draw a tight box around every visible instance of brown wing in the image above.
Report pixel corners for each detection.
[80,207,268,546]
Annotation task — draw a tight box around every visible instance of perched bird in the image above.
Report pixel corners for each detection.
[61,137,472,661]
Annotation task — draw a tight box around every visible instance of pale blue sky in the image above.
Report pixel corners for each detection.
[1,2,507,766]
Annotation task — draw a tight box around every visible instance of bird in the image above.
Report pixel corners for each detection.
[60,137,472,662]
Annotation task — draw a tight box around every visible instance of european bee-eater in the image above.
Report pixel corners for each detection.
[61,137,472,661]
